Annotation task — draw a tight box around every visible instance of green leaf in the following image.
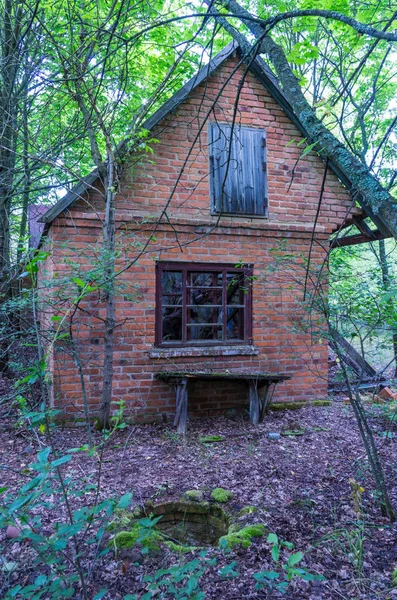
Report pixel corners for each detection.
[72,277,85,288]
[93,590,108,600]
[288,551,303,567]
[267,533,278,545]
[37,447,51,464]
[21,475,44,493]
[301,572,326,581]
[34,575,47,586]
[117,492,133,509]
[271,545,280,562]
[51,455,72,467]
[7,585,22,597]
[9,492,34,512]
[254,570,279,581]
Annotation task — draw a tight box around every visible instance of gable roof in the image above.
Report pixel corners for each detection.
[39,41,392,238]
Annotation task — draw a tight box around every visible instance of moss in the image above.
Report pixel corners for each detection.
[113,530,139,550]
[270,400,332,411]
[211,488,233,503]
[184,490,204,502]
[238,505,258,516]
[219,524,266,549]
[200,435,224,444]
[281,429,305,437]
[112,524,163,552]
[313,400,332,406]
[164,540,196,554]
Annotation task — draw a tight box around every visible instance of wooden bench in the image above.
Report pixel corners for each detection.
[155,370,291,434]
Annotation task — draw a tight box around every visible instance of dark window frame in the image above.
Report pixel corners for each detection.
[155,261,253,347]
[209,122,268,218]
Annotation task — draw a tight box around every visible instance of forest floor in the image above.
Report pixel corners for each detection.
[1,393,397,599]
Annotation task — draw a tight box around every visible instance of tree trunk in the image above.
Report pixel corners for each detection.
[17,95,31,263]
[98,151,116,429]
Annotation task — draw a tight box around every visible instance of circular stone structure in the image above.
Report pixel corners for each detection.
[151,501,230,546]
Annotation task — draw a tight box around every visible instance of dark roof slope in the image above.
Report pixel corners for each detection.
[28,205,48,249]
[39,41,391,237]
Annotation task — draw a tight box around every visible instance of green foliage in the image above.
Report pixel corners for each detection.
[211,488,233,503]
[0,391,134,600]
[253,533,326,594]
[329,239,397,372]
[139,552,217,600]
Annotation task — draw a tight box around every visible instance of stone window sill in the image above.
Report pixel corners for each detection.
[149,345,259,359]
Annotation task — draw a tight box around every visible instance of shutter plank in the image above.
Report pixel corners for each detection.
[209,123,268,215]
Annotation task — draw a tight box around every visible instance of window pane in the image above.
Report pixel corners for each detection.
[226,307,244,339]
[189,272,219,287]
[188,306,220,324]
[188,287,221,306]
[162,307,182,341]
[162,294,182,307]
[226,272,246,305]
[162,271,182,294]
[187,324,222,341]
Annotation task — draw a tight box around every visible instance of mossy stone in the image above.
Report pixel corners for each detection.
[219,524,266,549]
[270,400,332,411]
[200,435,224,444]
[211,488,233,503]
[112,524,163,553]
[184,490,204,502]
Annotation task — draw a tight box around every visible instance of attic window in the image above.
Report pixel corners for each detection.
[209,123,268,216]
[156,262,253,347]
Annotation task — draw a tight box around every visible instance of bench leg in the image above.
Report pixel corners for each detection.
[249,382,260,424]
[259,384,271,422]
[173,378,188,435]
[250,382,275,424]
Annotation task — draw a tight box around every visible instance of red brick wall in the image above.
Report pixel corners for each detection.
[45,54,358,421]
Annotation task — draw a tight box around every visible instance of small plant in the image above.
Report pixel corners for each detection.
[163,428,180,443]
[253,533,325,594]
[349,477,365,516]
[129,551,217,600]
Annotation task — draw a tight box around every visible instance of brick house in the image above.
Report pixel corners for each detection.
[36,42,391,423]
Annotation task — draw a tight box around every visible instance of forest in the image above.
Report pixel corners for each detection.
[0,0,397,598]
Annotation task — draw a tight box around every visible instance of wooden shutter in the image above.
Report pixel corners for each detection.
[209,123,267,215]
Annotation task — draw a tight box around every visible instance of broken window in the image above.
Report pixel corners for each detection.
[209,123,268,216]
[156,262,253,346]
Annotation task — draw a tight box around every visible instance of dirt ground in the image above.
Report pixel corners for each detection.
[1,395,397,600]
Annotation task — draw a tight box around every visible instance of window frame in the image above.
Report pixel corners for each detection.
[155,261,253,348]
[209,122,268,218]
